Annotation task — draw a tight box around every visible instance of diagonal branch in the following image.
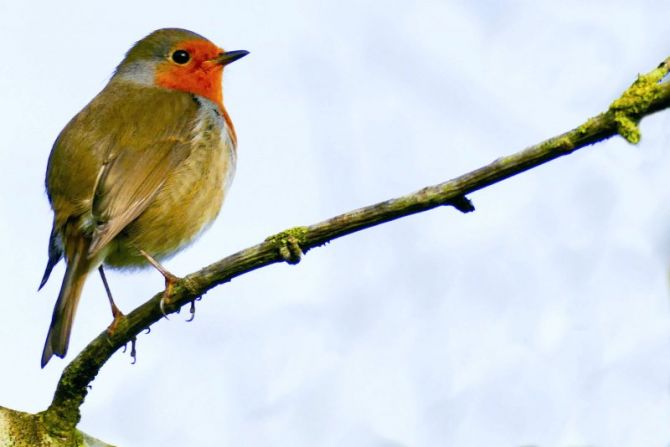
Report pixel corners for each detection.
[40,57,670,435]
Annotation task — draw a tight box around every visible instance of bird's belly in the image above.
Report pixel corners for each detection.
[105,112,236,268]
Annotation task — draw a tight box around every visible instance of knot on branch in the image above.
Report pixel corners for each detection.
[266,227,308,264]
[608,59,670,144]
[450,195,475,213]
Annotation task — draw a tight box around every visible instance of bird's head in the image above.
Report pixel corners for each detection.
[114,28,248,107]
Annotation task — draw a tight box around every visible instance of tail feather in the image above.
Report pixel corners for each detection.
[38,222,64,291]
[41,236,92,368]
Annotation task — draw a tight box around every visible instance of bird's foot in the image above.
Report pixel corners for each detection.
[108,306,135,363]
[106,305,126,336]
[138,249,182,318]
[158,271,182,318]
[121,337,138,364]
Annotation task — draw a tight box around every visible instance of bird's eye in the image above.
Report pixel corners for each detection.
[171,50,190,64]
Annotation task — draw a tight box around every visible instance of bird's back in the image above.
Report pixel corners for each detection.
[47,82,236,268]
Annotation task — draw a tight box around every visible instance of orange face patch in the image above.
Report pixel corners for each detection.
[155,39,224,108]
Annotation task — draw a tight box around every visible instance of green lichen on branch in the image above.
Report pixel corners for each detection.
[265,226,309,246]
[265,227,308,264]
[555,136,573,152]
[608,58,670,144]
[0,406,111,447]
[1,407,52,447]
[612,113,640,144]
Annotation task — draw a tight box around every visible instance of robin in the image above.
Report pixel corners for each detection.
[38,28,248,367]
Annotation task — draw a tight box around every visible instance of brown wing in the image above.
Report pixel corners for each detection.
[44,83,200,260]
[88,138,192,256]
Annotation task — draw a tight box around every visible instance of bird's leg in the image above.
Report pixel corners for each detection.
[138,249,181,316]
[99,266,123,318]
[99,266,125,334]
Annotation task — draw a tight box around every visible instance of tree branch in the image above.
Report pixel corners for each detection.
[40,57,670,435]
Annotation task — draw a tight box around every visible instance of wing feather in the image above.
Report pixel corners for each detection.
[45,84,200,260]
[89,138,192,256]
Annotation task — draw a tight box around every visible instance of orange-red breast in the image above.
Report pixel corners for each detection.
[39,28,248,367]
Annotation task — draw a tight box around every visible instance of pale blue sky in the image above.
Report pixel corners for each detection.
[2,1,670,445]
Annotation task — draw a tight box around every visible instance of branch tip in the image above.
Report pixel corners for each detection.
[607,61,670,144]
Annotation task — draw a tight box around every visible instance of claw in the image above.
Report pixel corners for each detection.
[129,337,137,365]
[160,297,170,320]
[120,338,137,362]
[144,327,151,334]
[186,299,197,322]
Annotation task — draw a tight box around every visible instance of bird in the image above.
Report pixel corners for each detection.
[38,28,248,367]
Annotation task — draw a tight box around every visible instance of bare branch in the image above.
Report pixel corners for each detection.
[40,57,670,434]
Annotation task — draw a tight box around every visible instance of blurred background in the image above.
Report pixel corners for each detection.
[2,1,670,445]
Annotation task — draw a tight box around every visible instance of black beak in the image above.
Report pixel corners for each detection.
[212,50,250,66]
